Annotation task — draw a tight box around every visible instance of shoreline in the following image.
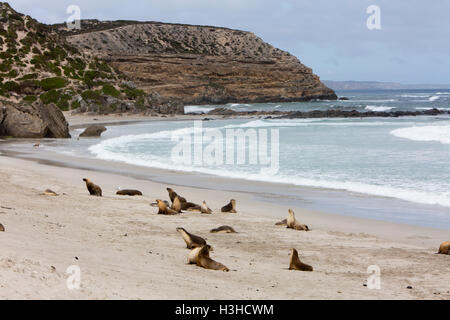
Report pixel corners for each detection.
[1,113,449,299]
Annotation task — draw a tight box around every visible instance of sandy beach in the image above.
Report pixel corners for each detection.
[0,114,449,300]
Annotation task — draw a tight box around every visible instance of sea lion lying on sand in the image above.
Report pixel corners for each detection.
[287,209,309,231]
[221,199,237,213]
[116,189,143,196]
[437,241,450,255]
[150,200,169,207]
[196,245,229,271]
[210,226,237,233]
[0,223,4,232]
[156,199,179,215]
[41,189,58,196]
[82,178,102,197]
[176,227,207,249]
[289,248,313,271]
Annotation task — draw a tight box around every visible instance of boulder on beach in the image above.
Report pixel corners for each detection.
[0,102,70,138]
[79,125,107,138]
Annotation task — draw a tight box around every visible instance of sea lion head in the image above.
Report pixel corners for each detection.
[176,227,186,233]
[82,178,90,183]
[166,187,174,193]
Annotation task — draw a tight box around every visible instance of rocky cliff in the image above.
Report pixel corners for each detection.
[55,20,337,105]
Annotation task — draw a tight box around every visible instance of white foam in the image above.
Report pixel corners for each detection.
[429,95,440,101]
[365,105,394,112]
[184,106,214,114]
[390,125,450,145]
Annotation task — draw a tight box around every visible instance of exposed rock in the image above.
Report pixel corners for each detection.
[0,101,70,138]
[79,125,107,137]
[55,21,337,106]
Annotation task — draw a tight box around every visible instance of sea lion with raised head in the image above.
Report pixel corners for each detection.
[289,248,313,271]
[171,196,182,213]
[176,227,207,249]
[437,241,450,255]
[275,219,287,226]
[82,178,102,197]
[196,245,229,271]
[156,199,179,215]
[287,209,309,231]
[0,223,4,232]
[167,187,200,210]
[116,189,143,196]
[201,201,212,214]
[187,244,213,264]
[210,226,237,233]
[221,199,237,213]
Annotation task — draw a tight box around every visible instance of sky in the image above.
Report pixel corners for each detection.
[7,0,450,84]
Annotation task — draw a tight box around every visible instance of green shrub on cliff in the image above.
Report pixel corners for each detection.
[39,77,67,91]
[102,84,120,98]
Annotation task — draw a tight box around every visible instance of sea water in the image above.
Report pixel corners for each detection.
[44,89,450,229]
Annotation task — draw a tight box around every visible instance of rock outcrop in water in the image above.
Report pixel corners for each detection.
[53,20,337,106]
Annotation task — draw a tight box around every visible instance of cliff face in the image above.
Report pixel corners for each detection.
[59,21,337,105]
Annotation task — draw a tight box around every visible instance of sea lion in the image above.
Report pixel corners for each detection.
[171,196,182,213]
[196,245,229,271]
[275,219,287,226]
[0,223,4,232]
[221,199,237,213]
[437,241,450,255]
[187,245,213,264]
[167,187,200,210]
[156,199,179,215]
[176,227,207,249]
[201,201,212,214]
[150,200,169,207]
[210,226,237,233]
[289,248,313,271]
[33,143,40,148]
[167,187,187,203]
[41,189,58,196]
[116,189,143,196]
[286,209,309,231]
[82,178,102,197]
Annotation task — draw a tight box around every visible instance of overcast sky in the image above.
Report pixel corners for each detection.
[8,0,450,84]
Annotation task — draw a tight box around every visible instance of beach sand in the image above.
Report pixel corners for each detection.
[0,114,449,300]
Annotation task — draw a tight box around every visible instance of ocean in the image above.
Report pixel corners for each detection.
[44,89,450,229]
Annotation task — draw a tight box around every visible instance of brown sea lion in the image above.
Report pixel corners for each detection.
[33,143,40,148]
[176,227,207,249]
[82,178,102,197]
[150,200,169,207]
[201,201,212,214]
[437,241,450,255]
[116,189,143,196]
[156,199,179,215]
[171,196,182,213]
[187,244,213,264]
[287,209,309,231]
[210,226,237,233]
[167,187,187,203]
[0,223,4,232]
[289,248,313,271]
[167,187,200,210]
[196,245,229,272]
[275,219,287,226]
[41,189,58,196]
[221,199,237,213]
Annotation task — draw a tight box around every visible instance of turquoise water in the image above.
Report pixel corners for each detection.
[45,89,450,228]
